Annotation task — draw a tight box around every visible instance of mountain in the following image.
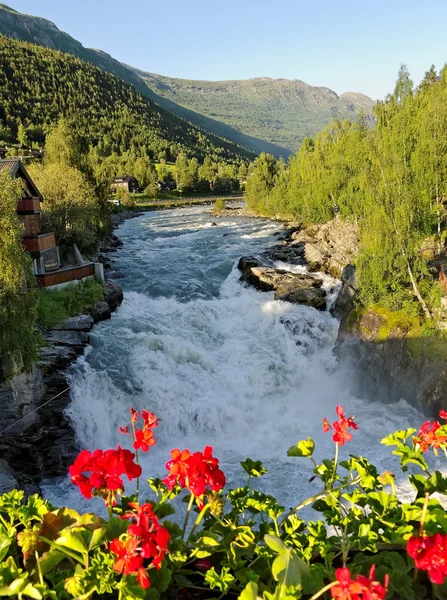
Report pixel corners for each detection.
[0,3,375,157]
[130,72,376,153]
[0,3,288,157]
[0,34,254,163]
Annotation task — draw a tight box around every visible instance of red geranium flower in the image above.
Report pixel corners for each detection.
[69,446,141,505]
[331,566,388,600]
[121,502,170,572]
[407,533,447,584]
[413,419,447,454]
[134,428,156,452]
[120,407,160,453]
[331,568,363,600]
[323,405,357,446]
[356,565,389,600]
[163,446,225,506]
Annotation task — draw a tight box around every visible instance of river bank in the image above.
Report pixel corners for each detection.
[0,210,136,495]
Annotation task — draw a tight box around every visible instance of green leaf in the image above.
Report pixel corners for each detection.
[264,535,287,554]
[241,459,268,478]
[287,438,315,458]
[37,550,65,575]
[205,567,235,592]
[272,548,309,586]
[0,536,11,563]
[55,531,87,555]
[239,581,258,600]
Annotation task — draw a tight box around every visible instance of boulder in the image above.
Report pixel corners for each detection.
[91,300,112,323]
[53,315,93,332]
[45,330,89,348]
[241,265,326,309]
[276,287,326,310]
[104,281,124,310]
[304,243,326,270]
[330,265,358,320]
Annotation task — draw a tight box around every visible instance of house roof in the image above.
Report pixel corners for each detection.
[113,175,137,183]
[0,159,43,201]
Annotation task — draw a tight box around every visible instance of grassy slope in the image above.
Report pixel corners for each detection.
[130,71,376,153]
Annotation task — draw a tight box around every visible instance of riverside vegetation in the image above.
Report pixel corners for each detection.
[2,404,447,599]
[245,65,447,325]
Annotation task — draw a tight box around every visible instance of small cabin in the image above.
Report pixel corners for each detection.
[1,159,103,289]
[111,175,139,194]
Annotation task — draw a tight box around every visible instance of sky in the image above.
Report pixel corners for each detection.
[6,0,447,100]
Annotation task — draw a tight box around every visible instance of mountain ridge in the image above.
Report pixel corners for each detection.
[0,3,375,156]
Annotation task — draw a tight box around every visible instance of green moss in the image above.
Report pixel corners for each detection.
[36,280,104,328]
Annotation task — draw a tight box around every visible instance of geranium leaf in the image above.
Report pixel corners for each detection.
[239,581,258,600]
[264,534,287,554]
[287,438,315,458]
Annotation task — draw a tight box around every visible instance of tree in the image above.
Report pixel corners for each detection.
[245,153,279,214]
[0,171,37,375]
[29,163,100,250]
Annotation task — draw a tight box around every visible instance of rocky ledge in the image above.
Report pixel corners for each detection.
[0,280,124,494]
[237,217,358,310]
[238,257,327,310]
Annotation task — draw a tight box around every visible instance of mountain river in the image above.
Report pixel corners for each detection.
[42,207,432,515]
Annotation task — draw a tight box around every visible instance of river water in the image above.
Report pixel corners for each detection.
[43,207,428,514]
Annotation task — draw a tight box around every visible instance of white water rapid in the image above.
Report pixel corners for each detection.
[42,207,431,515]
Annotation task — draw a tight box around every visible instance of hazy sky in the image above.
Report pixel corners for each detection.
[7,0,447,100]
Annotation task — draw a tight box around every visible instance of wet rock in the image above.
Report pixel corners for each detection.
[45,330,89,348]
[91,300,112,323]
[330,265,358,321]
[261,244,305,265]
[53,315,93,332]
[276,286,326,310]
[241,265,326,309]
[104,281,124,311]
[238,256,264,281]
[0,463,18,494]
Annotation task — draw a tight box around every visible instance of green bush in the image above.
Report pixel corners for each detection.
[214,198,226,213]
[36,279,104,328]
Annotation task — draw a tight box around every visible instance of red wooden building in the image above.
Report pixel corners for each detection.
[0,159,103,288]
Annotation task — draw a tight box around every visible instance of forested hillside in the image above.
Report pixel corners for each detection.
[0,3,374,157]
[0,3,289,157]
[131,70,376,152]
[0,35,254,164]
[246,65,447,319]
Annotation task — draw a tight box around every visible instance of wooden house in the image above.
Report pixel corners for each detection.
[0,159,103,289]
[111,175,139,194]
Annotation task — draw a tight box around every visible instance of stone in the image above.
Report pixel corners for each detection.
[53,315,93,332]
[45,330,89,348]
[104,280,124,311]
[91,300,112,323]
[304,243,326,270]
[341,264,357,289]
[275,286,326,310]
[0,463,18,494]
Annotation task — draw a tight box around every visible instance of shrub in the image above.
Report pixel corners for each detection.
[2,404,447,598]
[214,198,226,213]
[36,279,104,327]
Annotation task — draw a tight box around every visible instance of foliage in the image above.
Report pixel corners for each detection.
[3,404,447,598]
[36,280,104,328]
[139,72,375,155]
[213,198,226,213]
[246,64,447,316]
[0,171,37,375]
[0,34,253,172]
